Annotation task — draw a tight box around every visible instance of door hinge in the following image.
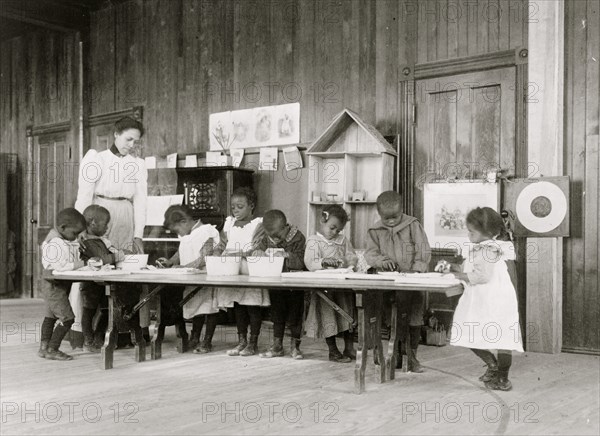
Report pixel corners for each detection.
[412,104,416,125]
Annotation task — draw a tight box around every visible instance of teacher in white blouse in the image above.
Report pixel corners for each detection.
[75,117,147,254]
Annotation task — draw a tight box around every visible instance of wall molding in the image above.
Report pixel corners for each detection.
[414,48,527,80]
[86,106,144,128]
[27,121,71,137]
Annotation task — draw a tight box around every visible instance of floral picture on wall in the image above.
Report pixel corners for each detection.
[423,181,500,255]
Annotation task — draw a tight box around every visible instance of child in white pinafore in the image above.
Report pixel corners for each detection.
[159,205,220,353]
[213,187,269,357]
[304,205,357,363]
[450,207,523,391]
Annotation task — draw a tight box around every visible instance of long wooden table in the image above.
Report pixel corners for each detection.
[51,272,462,394]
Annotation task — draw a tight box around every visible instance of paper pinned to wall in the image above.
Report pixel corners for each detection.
[282,146,303,171]
[146,195,184,226]
[167,153,178,168]
[230,149,244,167]
[206,151,222,167]
[185,155,198,168]
[259,147,278,171]
[144,156,157,169]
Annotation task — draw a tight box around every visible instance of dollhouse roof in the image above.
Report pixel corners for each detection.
[308,108,397,155]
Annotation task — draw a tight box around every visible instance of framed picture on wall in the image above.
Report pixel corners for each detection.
[423,181,500,256]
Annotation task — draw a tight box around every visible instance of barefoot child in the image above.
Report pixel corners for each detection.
[450,207,523,391]
[39,208,87,360]
[254,210,306,359]
[159,205,220,353]
[304,204,357,363]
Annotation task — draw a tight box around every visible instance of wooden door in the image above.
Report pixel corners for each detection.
[0,154,8,295]
[413,67,516,220]
[32,134,70,297]
[413,67,521,339]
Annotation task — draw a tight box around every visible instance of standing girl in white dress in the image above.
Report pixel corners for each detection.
[160,205,220,353]
[450,207,523,391]
[214,187,268,356]
[304,205,358,363]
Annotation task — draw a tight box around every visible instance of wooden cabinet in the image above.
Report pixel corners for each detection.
[176,167,254,230]
[306,109,397,249]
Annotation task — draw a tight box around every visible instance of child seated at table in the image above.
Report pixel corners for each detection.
[253,209,306,359]
[304,204,358,363]
[364,191,431,372]
[78,205,128,353]
[158,204,220,353]
[39,207,87,360]
[213,187,269,357]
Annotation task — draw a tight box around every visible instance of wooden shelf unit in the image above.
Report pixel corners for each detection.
[306,109,397,250]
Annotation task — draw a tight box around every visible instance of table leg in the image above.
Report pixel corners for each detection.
[354,291,367,394]
[100,284,116,370]
[371,293,386,383]
[151,287,163,360]
[131,325,146,362]
[386,291,399,380]
[175,320,189,353]
[403,319,412,373]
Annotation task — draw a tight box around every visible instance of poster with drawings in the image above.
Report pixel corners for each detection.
[424,182,499,257]
[209,103,300,150]
[230,109,253,149]
[273,103,299,145]
[209,111,234,152]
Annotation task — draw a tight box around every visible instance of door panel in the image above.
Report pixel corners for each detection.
[32,135,69,297]
[414,67,516,220]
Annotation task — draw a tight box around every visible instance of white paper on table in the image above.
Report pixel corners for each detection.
[185,155,198,168]
[259,147,278,171]
[230,149,244,167]
[53,270,132,276]
[167,153,178,168]
[144,156,157,169]
[146,195,184,226]
[282,146,303,171]
[314,267,354,274]
[137,268,204,275]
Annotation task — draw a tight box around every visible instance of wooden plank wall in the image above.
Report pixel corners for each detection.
[86,0,529,153]
[1,0,530,296]
[563,0,600,353]
[0,31,80,296]
[415,0,528,63]
[85,0,402,152]
[83,0,528,222]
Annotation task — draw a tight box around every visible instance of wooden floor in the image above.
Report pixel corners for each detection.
[1,299,598,436]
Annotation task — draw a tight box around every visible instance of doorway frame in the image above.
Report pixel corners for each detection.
[397,46,529,346]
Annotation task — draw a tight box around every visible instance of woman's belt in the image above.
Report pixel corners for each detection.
[95,194,133,203]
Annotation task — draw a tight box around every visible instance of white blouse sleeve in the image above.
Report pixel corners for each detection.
[209,225,220,246]
[223,216,234,237]
[132,158,148,239]
[75,149,100,213]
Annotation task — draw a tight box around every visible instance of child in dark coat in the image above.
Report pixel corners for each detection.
[365,191,431,372]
